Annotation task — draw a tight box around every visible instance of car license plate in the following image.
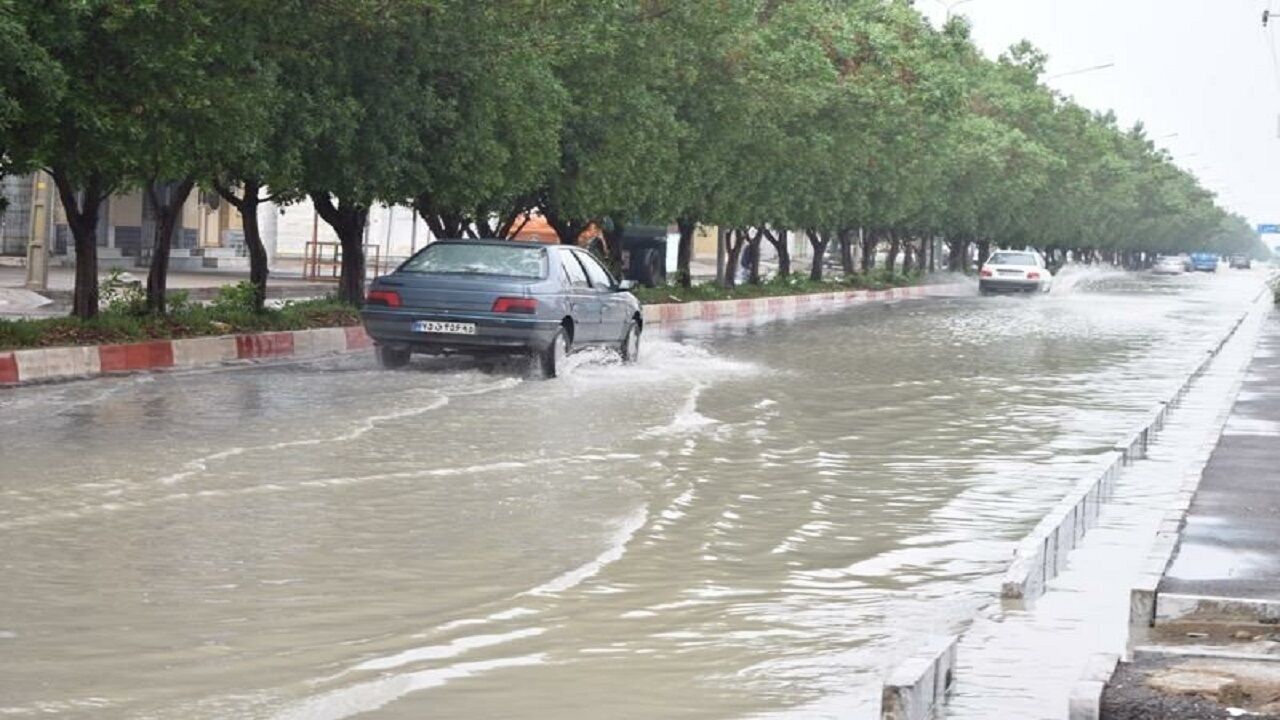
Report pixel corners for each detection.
[412,321,476,335]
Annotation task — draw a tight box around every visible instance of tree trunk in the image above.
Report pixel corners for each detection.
[603,218,625,273]
[676,217,696,288]
[861,229,878,272]
[720,228,747,289]
[762,227,790,278]
[976,240,991,268]
[51,171,106,320]
[902,236,914,274]
[886,232,901,274]
[839,228,855,275]
[540,203,588,246]
[806,229,830,281]
[145,178,197,314]
[747,229,763,285]
[215,179,270,312]
[312,192,369,305]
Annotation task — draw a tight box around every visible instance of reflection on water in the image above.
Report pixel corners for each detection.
[0,269,1266,719]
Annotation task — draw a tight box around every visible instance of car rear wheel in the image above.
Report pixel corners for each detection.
[620,321,641,363]
[538,328,570,379]
[376,345,410,369]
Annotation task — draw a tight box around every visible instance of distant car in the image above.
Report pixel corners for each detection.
[1189,252,1219,272]
[1228,255,1253,269]
[361,240,643,377]
[1152,256,1185,275]
[979,250,1054,295]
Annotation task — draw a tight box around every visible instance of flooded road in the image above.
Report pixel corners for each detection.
[0,269,1267,719]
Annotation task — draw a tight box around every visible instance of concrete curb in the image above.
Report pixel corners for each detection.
[2,282,973,388]
[1125,301,1263,651]
[1155,593,1280,625]
[0,326,374,387]
[881,635,958,720]
[1000,454,1123,605]
[641,282,972,327]
[1000,301,1255,608]
[1067,652,1120,720]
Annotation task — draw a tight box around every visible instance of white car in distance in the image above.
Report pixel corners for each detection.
[1151,256,1186,275]
[978,250,1054,295]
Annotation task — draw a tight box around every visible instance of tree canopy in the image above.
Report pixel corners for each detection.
[1,0,1265,316]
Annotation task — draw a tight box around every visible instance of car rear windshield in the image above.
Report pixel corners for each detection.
[400,243,547,279]
[987,252,1037,266]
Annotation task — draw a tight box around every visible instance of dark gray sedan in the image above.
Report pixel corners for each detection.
[361,240,643,377]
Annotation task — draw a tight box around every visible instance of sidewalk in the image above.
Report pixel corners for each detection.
[0,265,335,318]
[1103,308,1280,718]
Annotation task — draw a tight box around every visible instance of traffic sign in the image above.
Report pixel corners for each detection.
[1258,224,1280,234]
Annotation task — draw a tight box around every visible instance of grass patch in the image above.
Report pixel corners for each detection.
[633,269,924,305]
[0,281,359,352]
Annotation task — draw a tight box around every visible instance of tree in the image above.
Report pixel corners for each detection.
[5,1,153,319]
[399,3,567,243]
[123,0,271,314]
[0,0,64,190]
[292,0,433,305]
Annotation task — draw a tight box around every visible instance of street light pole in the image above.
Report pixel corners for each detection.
[1046,62,1116,81]
[932,0,976,21]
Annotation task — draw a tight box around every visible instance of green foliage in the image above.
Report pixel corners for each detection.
[208,281,260,314]
[98,269,146,316]
[1,0,1252,307]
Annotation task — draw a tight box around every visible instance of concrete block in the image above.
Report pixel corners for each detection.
[1068,680,1106,720]
[344,326,374,350]
[235,332,294,359]
[171,336,237,368]
[99,341,175,373]
[293,328,349,358]
[1156,593,1280,625]
[0,352,17,384]
[882,635,957,720]
[13,346,102,382]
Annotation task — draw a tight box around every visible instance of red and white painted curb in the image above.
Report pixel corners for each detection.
[1,326,374,386]
[0,282,972,387]
[640,282,972,326]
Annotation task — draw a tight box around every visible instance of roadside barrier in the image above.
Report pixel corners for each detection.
[641,282,972,327]
[880,635,958,720]
[2,282,973,387]
[999,302,1252,608]
[883,289,1264,718]
[0,326,376,386]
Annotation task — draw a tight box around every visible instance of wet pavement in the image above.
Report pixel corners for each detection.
[1161,308,1280,601]
[0,268,1270,719]
[945,291,1269,719]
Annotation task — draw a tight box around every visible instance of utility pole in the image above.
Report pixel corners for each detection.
[24,173,51,291]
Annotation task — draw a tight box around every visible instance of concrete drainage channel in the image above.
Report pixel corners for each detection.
[878,298,1259,720]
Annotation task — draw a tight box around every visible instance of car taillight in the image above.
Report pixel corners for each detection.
[492,297,538,314]
[980,268,993,278]
[365,289,401,307]
[1027,271,1041,280]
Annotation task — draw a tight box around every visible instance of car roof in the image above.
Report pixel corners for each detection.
[430,239,548,249]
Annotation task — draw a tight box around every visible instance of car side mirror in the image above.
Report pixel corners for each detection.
[617,279,637,291]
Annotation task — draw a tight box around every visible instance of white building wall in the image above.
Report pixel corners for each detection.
[263,198,437,265]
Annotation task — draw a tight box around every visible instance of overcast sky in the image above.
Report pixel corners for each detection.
[917,0,1279,230]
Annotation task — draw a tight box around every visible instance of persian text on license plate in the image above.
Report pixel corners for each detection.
[412,321,476,335]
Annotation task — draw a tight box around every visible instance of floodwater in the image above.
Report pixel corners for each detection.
[0,268,1267,719]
